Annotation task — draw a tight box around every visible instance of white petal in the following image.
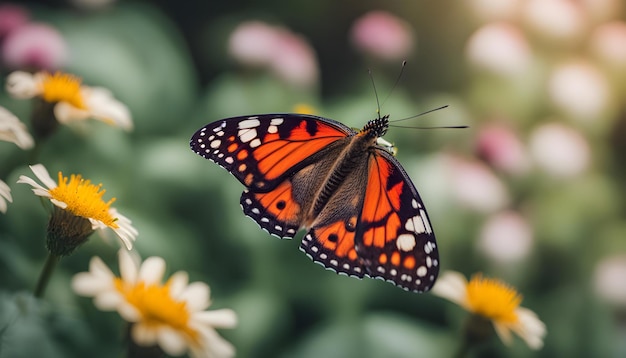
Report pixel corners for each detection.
[93,291,125,311]
[71,272,113,296]
[131,323,158,346]
[156,326,188,356]
[513,307,546,349]
[194,326,236,358]
[0,180,12,213]
[168,271,189,297]
[192,309,238,329]
[430,271,469,308]
[84,86,133,131]
[180,282,211,311]
[139,257,166,284]
[110,209,138,249]
[49,198,68,208]
[5,71,40,99]
[493,321,514,346]
[118,302,141,321]
[90,256,115,278]
[0,106,34,149]
[118,249,138,284]
[29,164,58,189]
[54,101,90,124]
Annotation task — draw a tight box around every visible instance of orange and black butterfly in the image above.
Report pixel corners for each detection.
[190,113,439,292]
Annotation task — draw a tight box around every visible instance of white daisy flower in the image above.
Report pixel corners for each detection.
[17,164,137,250]
[432,270,546,350]
[5,70,132,131]
[72,249,237,358]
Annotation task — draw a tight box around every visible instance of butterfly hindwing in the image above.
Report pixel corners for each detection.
[240,180,301,239]
[354,151,439,292]
[190,114,354,192]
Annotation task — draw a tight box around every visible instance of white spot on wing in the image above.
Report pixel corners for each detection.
[270,118,284,125]
[420,209,432,234]
[238,119,261,129]
[210,140,221,148]
[238,129,257,143]
[396,233,416,252]
[416,266,427,277]
[250,138,261,148]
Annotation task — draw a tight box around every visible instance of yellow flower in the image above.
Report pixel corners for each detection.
[0,106,34,149]
[5,70,133,131]
[72,250,237,358]
[432,270,546,350]
[17,164,137,252]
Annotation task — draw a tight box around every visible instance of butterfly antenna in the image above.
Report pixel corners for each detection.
[380,60,407,108]
[388,105,450,123]
[368,68,382,119]
[388,105,467,129]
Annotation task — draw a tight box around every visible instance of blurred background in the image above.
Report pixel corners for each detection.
[1,0,626,357]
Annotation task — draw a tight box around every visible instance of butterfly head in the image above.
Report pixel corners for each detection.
[360,114,390,139]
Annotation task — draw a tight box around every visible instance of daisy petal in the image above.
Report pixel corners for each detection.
[180,282,211,311]
[118,249,138,284]
[131,323,158,346]
[138,257,166,284]
[193,309,238,329]
[431,271,469,307]
[29,164,58,189]
[156,327,188,356]
[5,71,40,99]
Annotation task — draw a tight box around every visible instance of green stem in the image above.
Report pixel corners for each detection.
[34,253,59,298]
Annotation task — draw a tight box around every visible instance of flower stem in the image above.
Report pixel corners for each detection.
[34,253,59,298]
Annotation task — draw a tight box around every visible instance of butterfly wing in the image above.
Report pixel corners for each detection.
[300,148,438,292]
[191,114,355,239]
[355,150,439,292]
[190,114,354,192]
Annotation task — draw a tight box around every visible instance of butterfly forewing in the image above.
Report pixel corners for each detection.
[190,114,354,192]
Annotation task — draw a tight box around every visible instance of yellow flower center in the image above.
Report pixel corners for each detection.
[466,273,522,324]
[48,172,118,228]
[115,278,199,342]
[40,72,87,109]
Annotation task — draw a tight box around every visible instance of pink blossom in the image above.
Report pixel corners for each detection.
[590,21,626,70]
[445,155,510,213]
[0,4,29,39]
[476,123,530,175]
[350,11,414,61]
[478,211,533,263]
[2,22,68,71]
[594,255,626,306]
[228,21,318,88]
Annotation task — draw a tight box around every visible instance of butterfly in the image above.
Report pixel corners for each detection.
[190,113,439,292]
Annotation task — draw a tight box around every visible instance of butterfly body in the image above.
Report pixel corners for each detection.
[191,114,439,292]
